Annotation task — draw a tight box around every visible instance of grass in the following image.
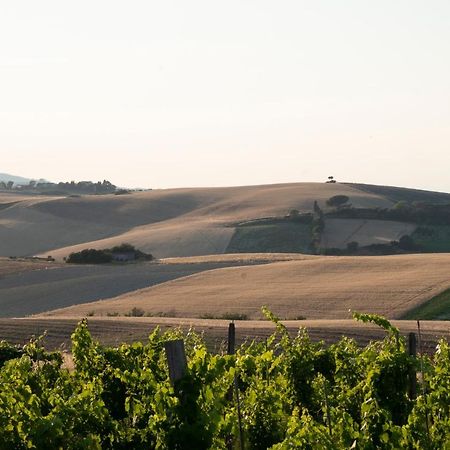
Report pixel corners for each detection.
[226,223,311,254]
[412,225,450,252]
[402,288,450,320]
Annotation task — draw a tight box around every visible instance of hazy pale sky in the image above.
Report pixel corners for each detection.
[1,1,449,191]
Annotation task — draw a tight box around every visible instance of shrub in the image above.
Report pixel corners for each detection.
[66,249,113,264]
[326,195,349,208]
[66,243,153,264]
[110,243,136,253]
[199,312,249,320]
[220,312,249,320]
[125,307,145,317]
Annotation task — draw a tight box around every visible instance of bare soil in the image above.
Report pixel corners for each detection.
[1,317,447,354]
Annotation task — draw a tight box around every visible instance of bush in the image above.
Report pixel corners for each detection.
[200,312,249,320]
[220,312,249,320]
[66,243,153,264]
[125,307,145,317]
[66,249,113,264]
[326,195,350,208]
[110,243,136,253]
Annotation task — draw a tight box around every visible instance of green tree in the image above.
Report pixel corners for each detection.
[326,195,349,208]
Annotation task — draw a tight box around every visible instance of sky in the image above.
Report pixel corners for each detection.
[1,1,449,191]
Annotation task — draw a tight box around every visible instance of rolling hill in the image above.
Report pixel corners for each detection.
[0,181,425,259]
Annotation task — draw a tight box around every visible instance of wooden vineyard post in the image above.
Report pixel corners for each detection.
[228,321,236,355]
[227,322,244,450]
[408,332,417,399]
[164,339,187,385]
[417,320,431,444]
[226,322,235,450]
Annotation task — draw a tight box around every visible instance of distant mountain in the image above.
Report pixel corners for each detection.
[0,173,47,186]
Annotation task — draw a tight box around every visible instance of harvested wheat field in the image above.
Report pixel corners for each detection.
[42,253,450,320]
[0,182,392,259]
[1,255,302,317]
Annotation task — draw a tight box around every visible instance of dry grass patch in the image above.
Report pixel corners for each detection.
[159,253,316,265]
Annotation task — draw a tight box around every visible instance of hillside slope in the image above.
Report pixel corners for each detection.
[0,254,309,317]
[347,183,450,204]
[0,182,391,258]
[42,253,450,320]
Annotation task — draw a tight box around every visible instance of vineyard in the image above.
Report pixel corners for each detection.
[0,310,449,449]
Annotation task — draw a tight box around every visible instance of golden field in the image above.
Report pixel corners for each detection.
[41,253,450,320]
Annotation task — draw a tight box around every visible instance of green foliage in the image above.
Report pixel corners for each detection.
[66,248,113,264]
[226,223,312,254]
[66,243,153,264]
[403,288,450,320]
[0,313,449,448]
[0,341,23,368]
[352,312,401,347]
[326,202,450,226]
[412,225,450,252]
[110,243,137,253]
